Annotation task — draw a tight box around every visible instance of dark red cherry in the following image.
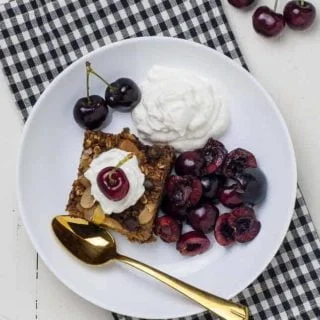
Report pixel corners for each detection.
[175,151,204,177]
[200,174,224,199]
[161,196,188,220]
[238,167,267,205]
[228,0,255,8]
[284,1,316,30]
[85,61,141,112]
[200,138,227,175]
[97,167,129,201]
[214,213,235,246]
[176,231,210,256]
[165,175,202,209]
[223,148,257,179]
[73,95,108,130]
[155,215,181,243]
[253,6,286,37]
[228,207,261,243]
[218,184,244,208]
[105,78,141,111]
[187,202,219,234]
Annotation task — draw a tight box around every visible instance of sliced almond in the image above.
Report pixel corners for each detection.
[80,187,95,209]
[138,204,155,225]
[78,176,91,188]
[157,162,166,169]
[119,139,140,157]
[92,204,106,225]
[141,166,149,175]
[84,206,95,220]
[104,216,123,230]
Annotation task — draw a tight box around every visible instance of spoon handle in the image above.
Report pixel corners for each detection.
[116,254,249,320]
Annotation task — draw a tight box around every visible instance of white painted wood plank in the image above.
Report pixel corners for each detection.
[15,223,38,320]
[0,205,19,320]
[37,258,111,320]
[2,220,38,320]
[0,69,37,320]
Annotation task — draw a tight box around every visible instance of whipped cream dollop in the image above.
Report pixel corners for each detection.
[132,65,229,152]
[84,148,145,214]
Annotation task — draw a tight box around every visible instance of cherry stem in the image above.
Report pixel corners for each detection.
[86,61,113,88]
[300,0,305,6]
[86,63,91,104]
[274,0,279,11]
[107,153,133,184]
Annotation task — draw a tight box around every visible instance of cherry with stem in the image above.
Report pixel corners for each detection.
[106,153,133,186]
[284,0,316,30]
[97,153,133,201]
[252,0,286,37]
[73,63,108,130]
[85,61,141,111]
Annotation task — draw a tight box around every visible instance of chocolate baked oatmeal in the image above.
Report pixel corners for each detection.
[66,128,175,243]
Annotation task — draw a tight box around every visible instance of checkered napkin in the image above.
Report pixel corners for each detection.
[0,0,319,319]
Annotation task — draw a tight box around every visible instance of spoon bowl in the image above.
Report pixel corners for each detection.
[52,215,117,265]
[52,215,249,320]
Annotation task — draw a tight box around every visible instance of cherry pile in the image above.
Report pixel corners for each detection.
[73,62,141,130]
[228,0,316,37]
[156,138,267,257]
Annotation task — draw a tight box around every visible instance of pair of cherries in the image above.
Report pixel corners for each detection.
[73,62,141,130]
[229,0,316,37]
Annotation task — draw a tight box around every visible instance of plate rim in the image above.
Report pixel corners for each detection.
[17,36,297,318]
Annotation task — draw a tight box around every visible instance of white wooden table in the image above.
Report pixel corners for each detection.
[0,1,319,319]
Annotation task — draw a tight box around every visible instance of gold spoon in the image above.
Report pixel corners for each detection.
[52,215,249,320]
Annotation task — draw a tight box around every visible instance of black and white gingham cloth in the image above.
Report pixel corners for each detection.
[0,1,319,319]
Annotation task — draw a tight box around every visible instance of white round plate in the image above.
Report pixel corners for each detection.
[18,37,296,319]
